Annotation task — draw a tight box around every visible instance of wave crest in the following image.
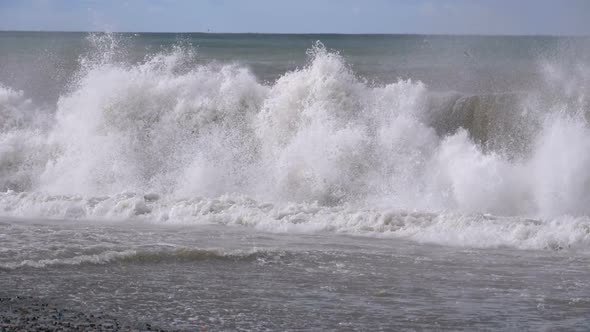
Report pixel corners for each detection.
[1,35,590,223]
[0,247,280,270]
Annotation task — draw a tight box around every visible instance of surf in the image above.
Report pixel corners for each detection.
[1,34,590,250]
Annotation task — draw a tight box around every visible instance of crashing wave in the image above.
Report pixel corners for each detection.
[1,35,590,250]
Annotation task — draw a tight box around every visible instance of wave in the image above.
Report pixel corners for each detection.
[0,247,277,270]
[1,35,590,250]
[1,192,589,251]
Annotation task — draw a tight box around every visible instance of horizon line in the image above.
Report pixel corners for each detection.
[1,29,588,38]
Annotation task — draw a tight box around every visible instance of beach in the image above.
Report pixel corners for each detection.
[1,32,590,330]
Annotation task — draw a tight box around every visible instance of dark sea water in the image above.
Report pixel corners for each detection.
[1,32,590,330]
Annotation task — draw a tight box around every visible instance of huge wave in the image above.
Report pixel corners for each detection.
[1,35,590,250]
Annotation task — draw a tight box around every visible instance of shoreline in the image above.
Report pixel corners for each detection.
[0,296,179,332]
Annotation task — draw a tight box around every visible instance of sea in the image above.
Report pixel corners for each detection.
[1,31,590,330]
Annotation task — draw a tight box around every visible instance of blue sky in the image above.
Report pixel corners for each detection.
[0,0,589,35]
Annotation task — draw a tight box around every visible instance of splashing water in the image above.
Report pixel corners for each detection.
[1,35,590,250]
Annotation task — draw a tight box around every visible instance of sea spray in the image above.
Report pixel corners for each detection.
[1,34,590,249]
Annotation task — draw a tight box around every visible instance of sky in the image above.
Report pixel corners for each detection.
[0,0,589,35]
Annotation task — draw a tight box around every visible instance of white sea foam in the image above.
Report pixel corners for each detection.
[0,247,272,270]
[1,37,590,250]
[0,249,138,269]
[1,191,589,251]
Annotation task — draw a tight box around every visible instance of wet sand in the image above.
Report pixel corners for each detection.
[0,296,179,332]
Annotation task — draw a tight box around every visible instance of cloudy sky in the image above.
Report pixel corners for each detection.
[0,0,588,35]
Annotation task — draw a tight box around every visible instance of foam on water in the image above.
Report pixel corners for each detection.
[0,247,275,270]
[1,192,589,251]
[1,35,590,250]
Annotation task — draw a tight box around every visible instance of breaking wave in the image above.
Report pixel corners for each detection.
[1,35,590,250]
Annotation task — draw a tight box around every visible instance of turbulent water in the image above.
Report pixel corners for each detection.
[2,32,590,330]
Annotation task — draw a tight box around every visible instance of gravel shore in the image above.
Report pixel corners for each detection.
[0,296,179,332]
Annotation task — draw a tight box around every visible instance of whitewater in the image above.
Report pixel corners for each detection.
[2,32,590,330]
[2,34,590,250]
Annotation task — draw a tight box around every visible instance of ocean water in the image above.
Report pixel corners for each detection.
[1,31,590,330]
